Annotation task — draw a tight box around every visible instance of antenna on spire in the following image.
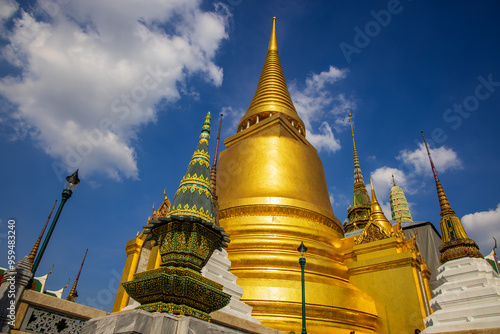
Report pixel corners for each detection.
[392,174,397,187]
[211,113,223,227]
[212,113,223,171]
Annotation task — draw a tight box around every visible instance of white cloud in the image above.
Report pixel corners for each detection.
[0,1,230,180]
[397,143,462,176]
[462,203,500,253]
[0,0,18,23]
[305,65,346,90]
[306,121,341,152]
[371,167,403,199]
[290,66,354,153]
[221,105,245,136]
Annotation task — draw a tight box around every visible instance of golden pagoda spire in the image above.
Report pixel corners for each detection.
[345,112,371,233]
[356,178,392,244]
[238,17,305,135]
[421,131,482,263]
[67,249,88,302]
[369,178,393,233]
[268,17,278,51]
[29,200,57,267]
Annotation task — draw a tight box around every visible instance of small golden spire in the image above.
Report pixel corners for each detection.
[369,178,392,233]
[238,17,305,135]
[29,200,57,267]
[67,249,88,302]
[268,17,278,51]
[421,131,482,263]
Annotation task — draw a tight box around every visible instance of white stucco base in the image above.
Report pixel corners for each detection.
[422,257,500,333]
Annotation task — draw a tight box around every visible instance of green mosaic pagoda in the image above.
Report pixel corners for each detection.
[123,112,231,322]
[389,175,413,222]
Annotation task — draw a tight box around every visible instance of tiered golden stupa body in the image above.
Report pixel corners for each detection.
[113,17,433,334]
[216,18,379,333]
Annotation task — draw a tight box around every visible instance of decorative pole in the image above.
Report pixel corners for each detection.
[210,113,223,227]
[298,241,308,334]
[31,170,80,276]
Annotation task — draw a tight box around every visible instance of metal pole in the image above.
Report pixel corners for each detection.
[300,256,307,334]
[31,189,72,276]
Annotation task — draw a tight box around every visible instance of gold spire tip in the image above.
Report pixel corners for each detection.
[370,177,378,202]
[268,17,278,51]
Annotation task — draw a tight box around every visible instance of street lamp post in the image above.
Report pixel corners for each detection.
[298,241,308,334]
[31,170,80,276]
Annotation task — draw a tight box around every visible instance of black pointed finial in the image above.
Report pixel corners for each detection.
[297,241,308,257]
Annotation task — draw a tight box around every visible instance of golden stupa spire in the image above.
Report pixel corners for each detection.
[421,131,482,263]
[268,17,278,51]
[29,200,57,267]
[369,178,393,233]
[67,249,88,302]
[237,17,305,135]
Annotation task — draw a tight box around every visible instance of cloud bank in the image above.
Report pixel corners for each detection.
[462,203,500,253]
[290,66,355,153]
[0,0,230,180]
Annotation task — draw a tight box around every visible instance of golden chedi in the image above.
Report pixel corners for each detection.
[216,17,378,334]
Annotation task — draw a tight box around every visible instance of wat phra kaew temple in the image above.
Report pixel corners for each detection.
[1,17,499,334]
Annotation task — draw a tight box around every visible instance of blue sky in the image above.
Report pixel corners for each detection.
[1,0,500,312]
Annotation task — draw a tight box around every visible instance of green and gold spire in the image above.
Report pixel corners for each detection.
[345,112,371,233]
[421,131,482,263]
[134,113,231,321]
[168,112,214,224]
[237,17,306,135]
[389,175,413,222]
